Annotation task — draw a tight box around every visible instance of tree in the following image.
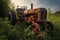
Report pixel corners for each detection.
[0,0,14,19]
[55,11,60,14]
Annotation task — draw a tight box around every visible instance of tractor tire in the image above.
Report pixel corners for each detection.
[38,21,54,40]
[8,11,17,25]
[46,21,54,33]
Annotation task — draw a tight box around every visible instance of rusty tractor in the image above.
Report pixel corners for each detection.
[8,4,53,37]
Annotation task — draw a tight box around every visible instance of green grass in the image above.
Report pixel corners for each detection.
[47,13,60,40]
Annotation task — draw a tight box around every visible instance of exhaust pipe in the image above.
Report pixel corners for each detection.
[31,3,33,9]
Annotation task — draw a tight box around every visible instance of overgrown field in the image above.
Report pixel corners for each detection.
[0,13,60,40]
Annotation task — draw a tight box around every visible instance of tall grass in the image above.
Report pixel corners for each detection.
[0,13,60,40]
[47,13,60,40]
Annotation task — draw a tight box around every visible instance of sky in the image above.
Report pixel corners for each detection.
[11,0,60,13]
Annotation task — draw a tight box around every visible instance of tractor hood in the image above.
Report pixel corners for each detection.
[24,8,41,14]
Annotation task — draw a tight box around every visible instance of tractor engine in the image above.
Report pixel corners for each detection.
[23,8,48,36]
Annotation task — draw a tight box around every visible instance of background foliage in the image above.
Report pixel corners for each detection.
[0,0,14,19]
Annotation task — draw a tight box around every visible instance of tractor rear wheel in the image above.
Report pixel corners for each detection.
[8,11,17,25]
[46,21,54,33]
